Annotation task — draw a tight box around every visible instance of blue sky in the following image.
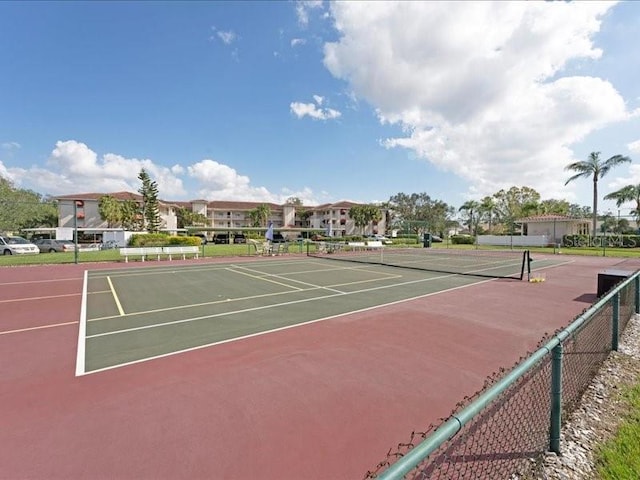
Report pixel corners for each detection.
[1,1,639,217]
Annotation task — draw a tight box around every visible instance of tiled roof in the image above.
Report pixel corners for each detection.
[55,192,372,211]
[208,201,281,210]
[56,191,144,202]
[309,201,360,210]
[518,214,590,222]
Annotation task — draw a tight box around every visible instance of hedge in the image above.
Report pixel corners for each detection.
[129,234,202,247]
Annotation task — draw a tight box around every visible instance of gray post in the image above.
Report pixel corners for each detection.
[612,292,620,351]
[550,343,563,454]
[635,276,640,315]
[73,201,79,265]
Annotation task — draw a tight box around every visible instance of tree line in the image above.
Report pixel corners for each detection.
[0,151,635,237]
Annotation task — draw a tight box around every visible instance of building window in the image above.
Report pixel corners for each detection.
[577,223,589,235]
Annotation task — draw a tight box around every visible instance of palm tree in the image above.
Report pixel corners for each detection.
[604,184,640,227]
[458,200,480,236]
[564,152,631,236]
[479,196,496,234]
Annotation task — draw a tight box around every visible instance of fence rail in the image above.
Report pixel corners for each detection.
[366,273,640,479]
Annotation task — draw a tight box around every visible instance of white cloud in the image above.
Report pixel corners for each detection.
[296,0,324,27]
[0,160,14,181]
[1,140,327,205]
[323,2,632,200]
[628,140,640,154]
[217,30,237,45]
[2,142,21,151]
[187,159,326,204]
[290,95,341,120]
[5,140,186,198]
[290,102,341,120]
[291,38,306,48]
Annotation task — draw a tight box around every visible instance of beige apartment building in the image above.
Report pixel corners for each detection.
[55,192,387,238]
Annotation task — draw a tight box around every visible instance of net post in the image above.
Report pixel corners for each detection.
[520,250,530,281]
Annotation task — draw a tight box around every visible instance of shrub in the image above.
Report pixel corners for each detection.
[450,235,475,245]
[129,234,201,247]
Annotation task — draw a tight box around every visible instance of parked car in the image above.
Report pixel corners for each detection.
[100,240,119,250]
[34,238,77,253]
[431,235,443,243]
[366,234,392,244]
[233,233,246,244]
[193,233,208,245]
[271,233,286,243]
[213,234,230,244]
[0,235,40,255]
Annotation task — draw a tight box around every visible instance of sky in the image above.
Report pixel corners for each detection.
[1,1,640,217]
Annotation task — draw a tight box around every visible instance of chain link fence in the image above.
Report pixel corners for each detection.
[365,274,639,479]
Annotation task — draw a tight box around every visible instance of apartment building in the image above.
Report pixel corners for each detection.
[55,193,387,237]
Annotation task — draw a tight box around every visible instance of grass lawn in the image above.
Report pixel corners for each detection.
[0,241,312,267]
[596,383,640,479]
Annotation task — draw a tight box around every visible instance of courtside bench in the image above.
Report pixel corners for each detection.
[119,246,200,262]
[163,246,200,260]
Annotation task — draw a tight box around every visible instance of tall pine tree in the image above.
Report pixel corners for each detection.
[138,169,161,233]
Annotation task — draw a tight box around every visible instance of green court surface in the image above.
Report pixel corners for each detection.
[78,255,563,374]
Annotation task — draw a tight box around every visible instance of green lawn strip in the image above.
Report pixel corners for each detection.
[595,383,640,479]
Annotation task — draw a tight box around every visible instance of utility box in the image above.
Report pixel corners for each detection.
[423,233,432,248]
[597,269,634,297]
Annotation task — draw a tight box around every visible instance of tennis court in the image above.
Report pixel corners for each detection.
[3,251,615,479]
[80,249,550,374]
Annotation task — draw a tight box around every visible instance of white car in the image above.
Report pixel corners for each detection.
[0,235,40,255]
[365,234,392,244]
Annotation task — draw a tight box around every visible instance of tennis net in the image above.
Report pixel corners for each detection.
[307,242,531,280]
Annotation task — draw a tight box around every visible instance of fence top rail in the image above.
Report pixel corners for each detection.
[377,270,640,479]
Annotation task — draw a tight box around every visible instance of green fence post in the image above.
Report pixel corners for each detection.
[635,276,640,314]
[550,343,563,454]
[612,292,620,351]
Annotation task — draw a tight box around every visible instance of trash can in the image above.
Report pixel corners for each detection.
[423,233,432,248]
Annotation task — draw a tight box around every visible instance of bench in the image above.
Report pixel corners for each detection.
[120,247,164,262]
[366,240,384,249]
[163,246,200,260]
[120,246,200,262]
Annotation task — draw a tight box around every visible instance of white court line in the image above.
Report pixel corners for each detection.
[231,264,345,294]
[0,321,78,336]
[0,277,82,286]
[81,276,494,376]
[225,267,305,291]
[86,272,463,340]
[87,258,318,280]
[107,276,126,316]
[88,270,404,323]
[75,270,88,376]
[0,292,81,304]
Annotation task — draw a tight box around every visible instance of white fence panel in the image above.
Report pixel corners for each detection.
[477,235,550,247]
